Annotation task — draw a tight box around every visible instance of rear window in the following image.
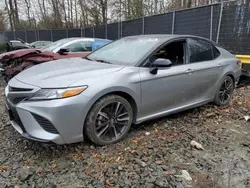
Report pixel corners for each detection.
[188,38,214,63]
[212,45,220,59]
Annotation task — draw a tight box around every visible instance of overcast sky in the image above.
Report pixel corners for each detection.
[0,0,4,8]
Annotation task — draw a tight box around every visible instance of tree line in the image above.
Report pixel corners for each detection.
[0,0,223,31]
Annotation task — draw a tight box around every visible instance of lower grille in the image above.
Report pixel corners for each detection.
[32,113,59,134]
[8,106,26,133]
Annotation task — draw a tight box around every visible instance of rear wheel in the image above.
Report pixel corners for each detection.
[214,76,234,106]
[85,95,133,145]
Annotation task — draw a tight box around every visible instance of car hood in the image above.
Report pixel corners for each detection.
[0,49,55,62]
[14,58,124,88]
[0,49,38,60]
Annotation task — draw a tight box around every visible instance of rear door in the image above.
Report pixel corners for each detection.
[186,38,222,101]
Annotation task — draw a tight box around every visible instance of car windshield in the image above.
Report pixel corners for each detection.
[41,38,73,52]
[87,37,160,65]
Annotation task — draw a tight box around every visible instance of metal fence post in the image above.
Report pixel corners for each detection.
[50,29,53,41]
[105,24,108,39]
[93,27,95,38]
[34,30,37,41]
[13,30,16,39]
[83,28,86,37]
[25,30,28,42]
[216,2,224,43]
[80,28,83,37]
[172,11,175,34]
[142,17,145,34]
[121,21,123,38]
[66,28,69,38]
[210,5,213,40]
[37,30,40,41]
[118,22,120,39]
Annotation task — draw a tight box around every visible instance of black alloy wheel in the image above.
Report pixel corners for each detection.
[215,76,234,106]
[85,95,133,145]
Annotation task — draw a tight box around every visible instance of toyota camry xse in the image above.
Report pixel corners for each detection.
[5,35,241,145]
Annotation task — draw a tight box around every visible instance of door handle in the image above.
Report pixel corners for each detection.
[185,69,195,74]
[217,63,223,68]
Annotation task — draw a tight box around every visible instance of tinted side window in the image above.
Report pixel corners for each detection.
[66,41,92,52]
[212,45,220,59]
[188,38,213,63]
[12,42,26,47]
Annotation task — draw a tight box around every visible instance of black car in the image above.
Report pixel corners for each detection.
[8,39,32,51]
[0,35,31,54]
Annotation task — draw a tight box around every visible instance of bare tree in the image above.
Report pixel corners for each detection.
[5,0,13,30]
[13,0,19,27]
[24,0,31,27]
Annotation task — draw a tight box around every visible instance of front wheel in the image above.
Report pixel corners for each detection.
[214,76,234,106]
[85,95,133,145]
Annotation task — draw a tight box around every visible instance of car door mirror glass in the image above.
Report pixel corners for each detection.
[58,48,69,54]
[152,58,172,67]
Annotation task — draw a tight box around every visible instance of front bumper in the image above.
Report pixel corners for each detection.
[5,79,92,144]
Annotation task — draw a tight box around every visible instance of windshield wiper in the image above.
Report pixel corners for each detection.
[95,59,112,64]
[84,56,93,61]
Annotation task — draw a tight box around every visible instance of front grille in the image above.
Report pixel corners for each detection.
[32,113,59,134]
[10,97,26,105]
[9,86,33,92]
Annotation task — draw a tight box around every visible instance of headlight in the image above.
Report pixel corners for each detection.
[28,86,87,101]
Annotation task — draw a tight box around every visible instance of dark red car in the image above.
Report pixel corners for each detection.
[0,38,111,82]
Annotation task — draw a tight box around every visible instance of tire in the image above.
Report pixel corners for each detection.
[85,94,133,145]
[214,76,234,106]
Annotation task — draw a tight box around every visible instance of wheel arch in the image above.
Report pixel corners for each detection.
[225,72,236,85]
[84,87,139,127]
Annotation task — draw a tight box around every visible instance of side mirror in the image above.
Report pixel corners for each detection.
[150,58,172,75]
[152,58,172,67]
[58,48,69,54]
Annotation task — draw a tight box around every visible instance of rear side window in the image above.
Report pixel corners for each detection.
[212,45,220,59]
[66,41,92,52]
[12,42,27,47]
[188,38,214,63]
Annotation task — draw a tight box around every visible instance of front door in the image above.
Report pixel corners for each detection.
[139,39,199,120]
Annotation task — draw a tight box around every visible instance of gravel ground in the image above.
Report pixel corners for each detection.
[0,77,250,188]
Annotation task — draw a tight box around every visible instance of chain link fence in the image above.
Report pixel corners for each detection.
[1,0,249,54]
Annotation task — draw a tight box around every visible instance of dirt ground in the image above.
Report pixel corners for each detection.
[0,76,249,188]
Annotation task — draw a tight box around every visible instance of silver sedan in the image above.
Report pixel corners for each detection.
[5,35,241,145]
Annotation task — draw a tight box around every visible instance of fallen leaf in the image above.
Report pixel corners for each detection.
[0,165,9,172]
[165,171,174,175]
[105,180,111,186]
[230,129,241,134]
[154,128,159,134]
[190,140,204,150]
[182,163,194,166]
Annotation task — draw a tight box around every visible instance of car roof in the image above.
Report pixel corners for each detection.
[10,40,22,43]
[66,37,111,41]
[124,34,208,40]
[32,41,51,42]
[123,34,219,46]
